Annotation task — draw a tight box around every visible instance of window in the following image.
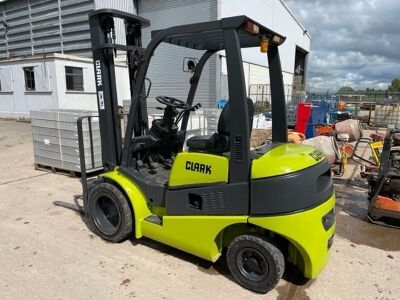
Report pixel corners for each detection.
[65,66,84,91]
[24,67,35,91]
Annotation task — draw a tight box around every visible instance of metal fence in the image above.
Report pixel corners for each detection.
[249,84,294,113]
[249,84,294,103]
[306,91,400,103]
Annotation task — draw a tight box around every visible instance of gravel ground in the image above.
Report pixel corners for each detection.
[0,119,399,300]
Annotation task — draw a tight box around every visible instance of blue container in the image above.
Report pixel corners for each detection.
[218,99,228,109]
[305,114,316,138]
[311,100,328,125]
[301,99,329,138]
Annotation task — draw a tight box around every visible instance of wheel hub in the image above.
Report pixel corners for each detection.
[101,199,119,227]
[244,257,260,271]
[92,196,121,236]
[237,248,269,282]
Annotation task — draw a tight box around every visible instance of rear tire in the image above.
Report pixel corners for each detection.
[226,234,284,293]
[88,182,133,242]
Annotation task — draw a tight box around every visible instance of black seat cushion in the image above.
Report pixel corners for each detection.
[186,133,229,153]
[218,98,255,135]
[187,98,254,154]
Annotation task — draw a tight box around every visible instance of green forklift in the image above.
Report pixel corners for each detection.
[76,9,336,293]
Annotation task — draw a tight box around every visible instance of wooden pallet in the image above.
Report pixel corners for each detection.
[34,163,80,177]
[34,163,103,178]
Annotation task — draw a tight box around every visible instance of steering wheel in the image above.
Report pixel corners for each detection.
[156,96,189,110]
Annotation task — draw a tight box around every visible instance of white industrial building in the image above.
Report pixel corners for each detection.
[0,0,310,118]
[0,54,130,116]
[141,0,311,110]
[0,0,134,117]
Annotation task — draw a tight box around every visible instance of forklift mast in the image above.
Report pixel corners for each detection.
[88,9,150,171]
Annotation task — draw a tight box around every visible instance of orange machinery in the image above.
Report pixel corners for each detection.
[367,128,400,228]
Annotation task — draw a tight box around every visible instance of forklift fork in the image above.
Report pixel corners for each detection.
[53,115,101,215]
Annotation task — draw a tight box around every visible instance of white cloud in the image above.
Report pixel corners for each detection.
[287,0,400,90]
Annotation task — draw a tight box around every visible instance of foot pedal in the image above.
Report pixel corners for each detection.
[144,215,163,225]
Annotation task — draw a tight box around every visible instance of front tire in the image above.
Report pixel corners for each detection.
[88,182,133,242]
[226,234,285,293]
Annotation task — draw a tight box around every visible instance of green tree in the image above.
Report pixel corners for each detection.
[388,78,400,92]
[338,86,354,92]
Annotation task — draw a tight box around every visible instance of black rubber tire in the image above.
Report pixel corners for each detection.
[88,182,133,243]
[226,234,285,294]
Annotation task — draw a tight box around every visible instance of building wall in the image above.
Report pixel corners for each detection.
[217,0,311,102]
[0,0,135,117]
[218,0,310,73]
[138,0,218,110]
[136,0,310,108]
[0,0,94,59]
[94,0,136,48]
[0,54,130,117]
[0,57,58,117]
[0,0,134,60]
[219,56,294,103]
[53,57,131,110]
[53,58,96,111]
[0,0,309,116]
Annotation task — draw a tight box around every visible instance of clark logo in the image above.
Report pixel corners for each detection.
[185,161,212,175]
[95,60,102,87]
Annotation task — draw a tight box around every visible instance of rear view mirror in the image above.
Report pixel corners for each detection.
[183,57,199,73]
[187,60,196,72]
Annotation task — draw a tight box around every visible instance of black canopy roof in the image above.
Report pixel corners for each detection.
[151,15,286,51]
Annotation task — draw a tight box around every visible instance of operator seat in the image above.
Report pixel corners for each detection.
[187,98,254,154]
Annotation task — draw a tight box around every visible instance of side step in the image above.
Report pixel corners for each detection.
[144,215,163,226]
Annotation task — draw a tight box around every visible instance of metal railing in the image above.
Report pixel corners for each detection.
[249,84,294,114]
[306,91,400,103]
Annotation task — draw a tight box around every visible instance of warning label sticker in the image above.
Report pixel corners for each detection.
[98,91,105,110]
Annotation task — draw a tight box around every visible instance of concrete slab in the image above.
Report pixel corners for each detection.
[0,120,399,299]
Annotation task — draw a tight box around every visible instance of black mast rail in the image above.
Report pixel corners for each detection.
[89,9,150,171]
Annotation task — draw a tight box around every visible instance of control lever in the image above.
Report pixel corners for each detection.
[190,103,201,112]
[175,103,202,125]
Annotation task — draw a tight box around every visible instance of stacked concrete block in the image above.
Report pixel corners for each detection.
[30,109,102,173]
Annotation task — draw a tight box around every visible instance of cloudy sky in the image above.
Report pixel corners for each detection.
[286,0,400,91]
